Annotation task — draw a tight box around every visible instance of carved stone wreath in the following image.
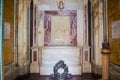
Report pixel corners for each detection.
[50,60,72,79]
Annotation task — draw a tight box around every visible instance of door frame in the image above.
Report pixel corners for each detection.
[0,0,4,79]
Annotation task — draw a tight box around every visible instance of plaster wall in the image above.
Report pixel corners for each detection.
[108,0,120,79]
[108,0,120,66]
[4,0,14,65]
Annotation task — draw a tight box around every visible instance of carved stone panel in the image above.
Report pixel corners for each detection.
[44,10,77,45]
[51,16,70,45]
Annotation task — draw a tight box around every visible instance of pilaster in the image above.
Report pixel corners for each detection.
[81,44,91,73]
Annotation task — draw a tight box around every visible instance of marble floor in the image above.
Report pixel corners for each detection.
[28,77,94,80]
[14,73,102,80]
[17,76,101,80]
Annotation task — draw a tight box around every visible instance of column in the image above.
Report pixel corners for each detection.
[101,42,110,80]
[82,1,91,73]
[101,0,110,79]
[30,1,39,73]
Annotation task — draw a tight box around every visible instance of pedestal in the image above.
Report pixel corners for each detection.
[101,42,111,80]
[82,44,91,73]
[30,45,40,73]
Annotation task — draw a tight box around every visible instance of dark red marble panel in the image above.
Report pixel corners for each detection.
[85,50,88,61]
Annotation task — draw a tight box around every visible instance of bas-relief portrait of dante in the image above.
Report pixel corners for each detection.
[50,16,71,45]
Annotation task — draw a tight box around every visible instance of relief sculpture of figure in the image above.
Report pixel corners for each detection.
[51,25,70,45]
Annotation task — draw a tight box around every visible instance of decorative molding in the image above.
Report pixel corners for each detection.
[44,10,77,45]
[14,0,19,67]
